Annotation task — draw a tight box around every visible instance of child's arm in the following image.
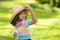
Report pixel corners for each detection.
[25,5,37,25]
[29,8,37,25]
[13,31,17,38]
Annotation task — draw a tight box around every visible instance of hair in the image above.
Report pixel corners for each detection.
[10,9,28,26]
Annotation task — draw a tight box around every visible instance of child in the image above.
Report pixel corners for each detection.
[10,5,37,40]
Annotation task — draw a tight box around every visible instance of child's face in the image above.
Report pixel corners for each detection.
[19,11,27,20]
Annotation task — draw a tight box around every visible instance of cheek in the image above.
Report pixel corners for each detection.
[24,15,26,17]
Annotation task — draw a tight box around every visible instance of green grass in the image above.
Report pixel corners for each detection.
[0,1,60,40]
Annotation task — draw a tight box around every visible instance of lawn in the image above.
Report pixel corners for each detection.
[0,1,60,40]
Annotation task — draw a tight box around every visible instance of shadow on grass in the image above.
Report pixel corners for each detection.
[0,8,11,14]
[0,36,14,40]
[0,18,10,22]
[34,9,58,19]
[28,3,59,19]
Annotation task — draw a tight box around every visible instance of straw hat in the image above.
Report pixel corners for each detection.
[10,5,25,23]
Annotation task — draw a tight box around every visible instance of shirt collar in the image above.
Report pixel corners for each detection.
[16,19,23,24]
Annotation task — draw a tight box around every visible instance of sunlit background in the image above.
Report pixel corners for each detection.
[0,0,60,40]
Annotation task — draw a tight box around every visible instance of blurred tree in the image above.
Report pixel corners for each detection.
[57,0,60,8]
[52,0,56,7]
[50,0,60,8]
[35,0,50,4]
[50,0,56,7]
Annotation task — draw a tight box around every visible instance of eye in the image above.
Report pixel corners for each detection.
[20,12,22,15]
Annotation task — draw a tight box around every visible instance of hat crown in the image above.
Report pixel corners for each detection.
[12,5,25,15]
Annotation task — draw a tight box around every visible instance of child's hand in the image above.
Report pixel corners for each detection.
[14,34,17,38]
[24,5,33,11]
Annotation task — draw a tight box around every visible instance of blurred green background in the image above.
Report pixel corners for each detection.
[0,0,60,40]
